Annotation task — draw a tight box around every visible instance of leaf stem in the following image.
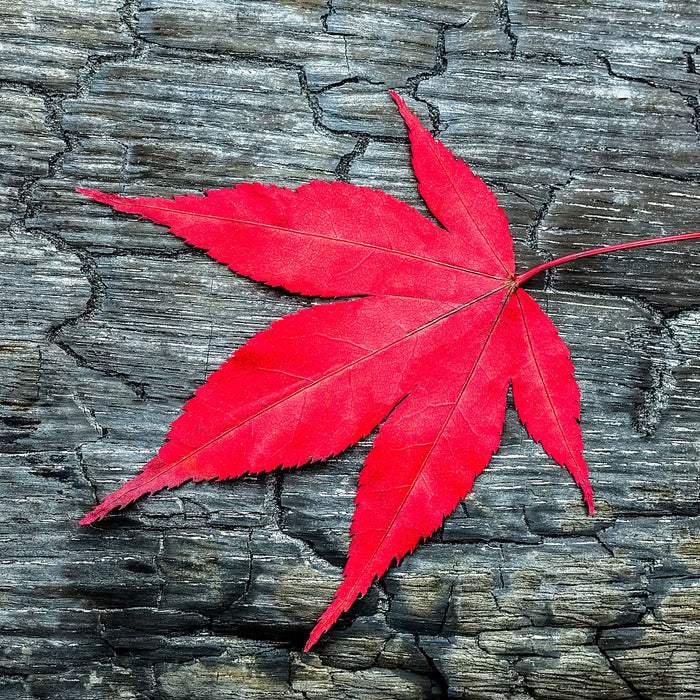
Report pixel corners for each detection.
[515,231,700,287]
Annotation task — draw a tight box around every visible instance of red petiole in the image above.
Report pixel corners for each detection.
[515,231,700,287]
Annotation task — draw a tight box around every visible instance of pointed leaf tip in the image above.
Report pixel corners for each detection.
[303,633,319,653]
[79,511,100,526]
[76,187,131,209]
[390,90,419,130]
[583,484,595,515]
[76,187,107,200]
[80,499,114,525]
[389,89,405,109]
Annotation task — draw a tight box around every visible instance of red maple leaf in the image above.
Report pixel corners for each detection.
[77,92,700,650]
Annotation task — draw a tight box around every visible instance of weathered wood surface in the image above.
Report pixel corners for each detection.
[1,1,699,697]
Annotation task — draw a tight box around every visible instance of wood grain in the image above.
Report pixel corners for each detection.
[1,0,698,697]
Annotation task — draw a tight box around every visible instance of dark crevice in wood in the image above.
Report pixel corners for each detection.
[524,175,576,292]
[492,0,518,59]
[335,135,370,182]
[406,23,458,134]
[415,636,451,697]
[599,53,700,139]
[594,628,648,700]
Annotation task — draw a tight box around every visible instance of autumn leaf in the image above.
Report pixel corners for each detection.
[77,92,700,651]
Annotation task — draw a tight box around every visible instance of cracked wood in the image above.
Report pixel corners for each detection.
[0,0,698,698]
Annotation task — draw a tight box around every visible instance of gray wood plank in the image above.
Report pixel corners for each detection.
[508,0,700,93]
[1,0,698,697]
[0,0,133,92]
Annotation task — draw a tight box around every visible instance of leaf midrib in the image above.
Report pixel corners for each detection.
[130,201,504,281]
[115,285,509,501]
[330,290,511,612]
